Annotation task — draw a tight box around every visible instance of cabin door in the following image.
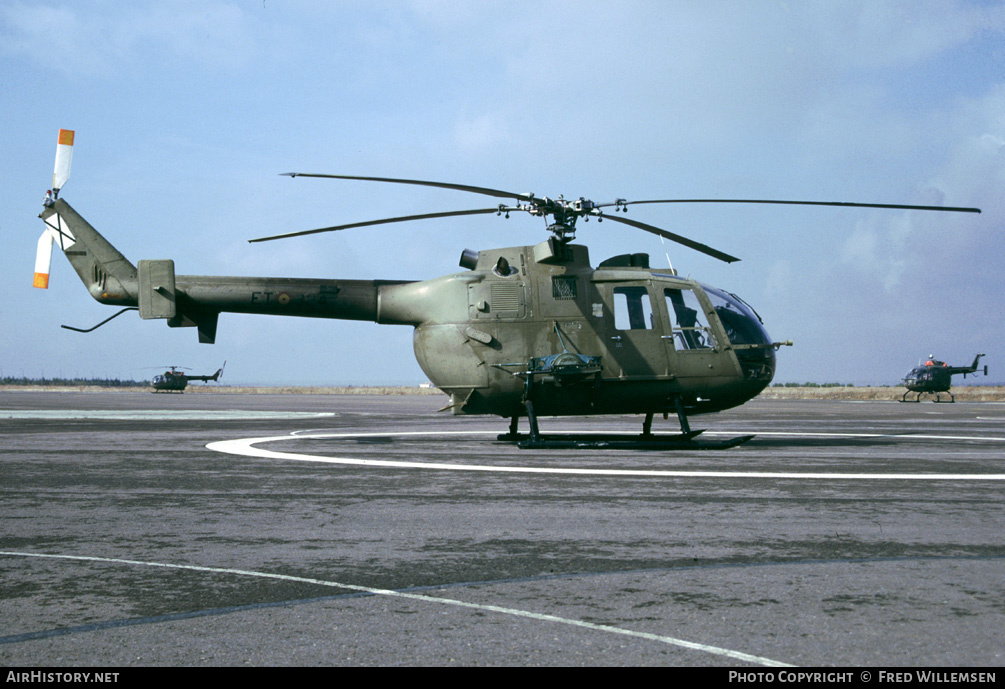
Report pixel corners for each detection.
[598,282,670,379]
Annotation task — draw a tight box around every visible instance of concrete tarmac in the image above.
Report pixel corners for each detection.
[1,390,1003,667]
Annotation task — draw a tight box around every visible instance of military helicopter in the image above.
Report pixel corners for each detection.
[150,363,226,393]
[33,130,981,448]
[901,354,987,403]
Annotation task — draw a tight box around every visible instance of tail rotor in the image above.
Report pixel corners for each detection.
[34,129,74,290]
[53,129,74,197]
[33,231,54,289]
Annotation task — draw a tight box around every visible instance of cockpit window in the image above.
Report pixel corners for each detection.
[613,286,654,330]
[702,285,771,346]
[664,288,716,349]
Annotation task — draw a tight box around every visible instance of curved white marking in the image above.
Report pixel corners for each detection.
[206,430,1005,480]
[0,550,790,667]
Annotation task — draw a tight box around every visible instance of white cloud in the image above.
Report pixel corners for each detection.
[841,223,879,270]
[452,112,509,154]
[796,1,997,69]
[0,1,254,78]
[764,259,793,300]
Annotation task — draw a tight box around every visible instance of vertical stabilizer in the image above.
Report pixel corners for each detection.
[40,199,138,304]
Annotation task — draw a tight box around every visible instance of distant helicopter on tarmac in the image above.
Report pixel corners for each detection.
[151,363,225,393]
[901,354,987,403]
[33,129,982,448]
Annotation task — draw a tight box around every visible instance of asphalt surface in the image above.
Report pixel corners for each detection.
[1,390,1003,667]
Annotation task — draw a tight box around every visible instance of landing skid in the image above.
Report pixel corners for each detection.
[499,430,755,450]
[499,402,755,450]
[900,391,955,403]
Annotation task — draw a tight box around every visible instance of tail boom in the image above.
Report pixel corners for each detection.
[39,199,417,344]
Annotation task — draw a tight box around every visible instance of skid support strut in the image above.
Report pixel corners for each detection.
[499,394,752,450]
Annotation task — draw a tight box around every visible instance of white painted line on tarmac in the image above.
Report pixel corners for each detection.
[0,550,792,667]
[726,430,1005,442]
[1,410,336,420]
[206,430,1005,480]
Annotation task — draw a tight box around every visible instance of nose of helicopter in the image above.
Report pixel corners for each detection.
[731,342,776,384]
[699,284,777,385]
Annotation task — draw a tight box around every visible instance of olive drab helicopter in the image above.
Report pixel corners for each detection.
[150,363,226,393]
[34,130,981,448]
[901,354,987,403]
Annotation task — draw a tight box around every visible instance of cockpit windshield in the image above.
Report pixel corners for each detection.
[701,285,771,347]
[699,284,775,383]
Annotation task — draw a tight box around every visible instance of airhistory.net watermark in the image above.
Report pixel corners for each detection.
[6,672,119,684]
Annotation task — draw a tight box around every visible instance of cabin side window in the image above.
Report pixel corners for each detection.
[613,286,654,330]
[664,288,716,349]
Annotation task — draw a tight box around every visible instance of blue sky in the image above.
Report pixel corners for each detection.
[2,1,1002,386]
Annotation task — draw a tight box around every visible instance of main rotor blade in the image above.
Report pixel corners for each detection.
[250,207,503,243]
[598,213,741,263]
[281,172,535,203]
[612,198,982,213]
